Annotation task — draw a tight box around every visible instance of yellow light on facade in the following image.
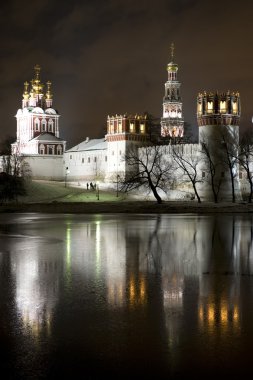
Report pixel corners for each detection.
[232,101,238,114]
[140,123,145,133]
[220,101,227,113]
[207,101,213,113]
[118,120,122,133]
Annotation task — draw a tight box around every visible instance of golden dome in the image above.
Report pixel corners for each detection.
[167,62,178,72]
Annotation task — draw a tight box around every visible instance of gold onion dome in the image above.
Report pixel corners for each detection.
[167,62,178,72]
[167,42,178,72]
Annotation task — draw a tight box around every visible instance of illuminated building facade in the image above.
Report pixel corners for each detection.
[105,113,149,180]
[9,65,66,180]
[12,65,66,156]
[64,113,150,182]
[1,52,248,200]
[197,90,242,201]
[197,90,240,127]
[160,43,184,139]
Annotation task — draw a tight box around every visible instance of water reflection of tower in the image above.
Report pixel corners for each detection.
[158,216,200,349]
[66,217,128,308]
[239,215,253,275]
[125,232,147,308]
[124,216,201,350]
[197,216,241,337]
[123,216,169,369]
[12,238,62,338]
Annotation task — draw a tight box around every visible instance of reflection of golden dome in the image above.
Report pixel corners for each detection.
[167,62,178,72]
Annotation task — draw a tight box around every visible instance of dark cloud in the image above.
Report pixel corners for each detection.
[1,0,253,147]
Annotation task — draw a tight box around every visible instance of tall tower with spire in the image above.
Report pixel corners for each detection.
[160,43,184,139]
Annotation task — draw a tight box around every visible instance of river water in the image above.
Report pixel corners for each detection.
[0,212,253,379]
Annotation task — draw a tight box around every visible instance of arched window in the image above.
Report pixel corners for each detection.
[48,119,54,132]
[140,123,145,133]
[197,102,202,115]
[110,122,114,134]
[56,145,62,155]
[42,119,47,132]
[232,101,238,114]
[48,145,54,155]
[129,122,135,133]
[34,118,40,131]
[220,101,226,113]
[118,120,122,133]
[39,144,45,155]
[207,101,213,113]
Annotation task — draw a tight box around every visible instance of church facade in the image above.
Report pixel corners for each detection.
[3,46,249,201]
[10,64,66,180]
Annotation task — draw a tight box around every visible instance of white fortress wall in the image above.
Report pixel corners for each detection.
[22,155,64,180]
[64,148,107,181]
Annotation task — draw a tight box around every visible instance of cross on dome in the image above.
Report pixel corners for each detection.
[170,42,174,61]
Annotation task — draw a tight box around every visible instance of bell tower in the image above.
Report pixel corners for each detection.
[160,43,184,139]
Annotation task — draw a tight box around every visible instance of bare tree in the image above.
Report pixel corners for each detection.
[220,126,239,203]
[200,126,240,203]
[201,139,223,203]
[172,145,202,203]
[122,144,174,204]
[239,130,253,203]
[1,155,12,175]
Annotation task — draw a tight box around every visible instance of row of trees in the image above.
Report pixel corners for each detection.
[121,127,253,204]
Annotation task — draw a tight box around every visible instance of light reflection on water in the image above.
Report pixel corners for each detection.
[0,213,253,378]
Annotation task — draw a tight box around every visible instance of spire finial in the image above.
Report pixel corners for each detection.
[34,64,41,80]
[170,42,174,61]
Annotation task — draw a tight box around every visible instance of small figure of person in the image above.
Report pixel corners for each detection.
[87,183,89,190]
[90,182,94,190]
[94,183,96,190]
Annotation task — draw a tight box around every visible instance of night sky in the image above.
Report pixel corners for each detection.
[1,0,253,148]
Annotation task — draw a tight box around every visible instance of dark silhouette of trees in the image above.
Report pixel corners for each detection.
[0,136,30,204]
[0,172,26,204]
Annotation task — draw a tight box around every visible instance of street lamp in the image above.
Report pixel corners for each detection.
[65,167,70,187]
[96,181,99,200]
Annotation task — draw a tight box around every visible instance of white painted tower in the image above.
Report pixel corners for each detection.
[197,91,242,201]
[161,43,184,139]
[105,114,150,181]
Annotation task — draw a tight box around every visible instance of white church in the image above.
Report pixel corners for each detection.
[4,45,249,202]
